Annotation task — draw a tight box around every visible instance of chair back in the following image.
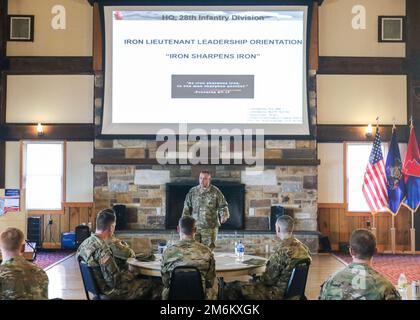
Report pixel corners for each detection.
[283,262,310,300]
[168,266,205,300]
[77,256,103,300]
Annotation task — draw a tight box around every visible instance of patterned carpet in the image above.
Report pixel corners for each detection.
[333,253,420,285]
[33,250,75,270]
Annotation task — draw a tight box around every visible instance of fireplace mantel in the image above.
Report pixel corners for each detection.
[91,158,320,166]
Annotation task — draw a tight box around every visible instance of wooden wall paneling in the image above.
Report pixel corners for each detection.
[329,208,340,251]
[317,208,330,237]
[318,207,416,253]
[89,207,95,229]
[395,208,411,251]
[338,209,349,244]
[406,0,420,140]
[0,140,4,188]
[308,3,318,71]
[318,57,406,75]
[42,214,62,247]
[406,0,420,76]
[317,125,409,143]
[0,0,6,190]
[3,124,94,141]
[376,214,390,251]
[93,3,102,72]
[60,207,70,233]
[0,0,7,69]
[69,207,81,231]
[79,207,88,225]
[7,57,93,75]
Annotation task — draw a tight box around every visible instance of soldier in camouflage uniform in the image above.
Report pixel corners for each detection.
[182,170,229,250]
[319,229,401,300]
[161,216,217,299]
[77,208,162,299]
[0,227,48,300]
[106,236,135,271]
[225,215,311,300]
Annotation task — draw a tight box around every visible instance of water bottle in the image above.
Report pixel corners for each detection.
[412,281,420,300]
[397,273,408,299]
[157,241,167,254]
[236,241,245,262]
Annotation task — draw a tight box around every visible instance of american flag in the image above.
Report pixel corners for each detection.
[362,128,389,212]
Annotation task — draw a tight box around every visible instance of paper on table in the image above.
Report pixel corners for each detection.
[241,258,267,266]
[215,253,236,258]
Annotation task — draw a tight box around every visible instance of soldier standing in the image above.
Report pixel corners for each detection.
[0,227,49,300]
[224,215,311,300]
[319,229,401,300]
[161,216,217,299]
[182,170,229,250]
[77,208,162,299]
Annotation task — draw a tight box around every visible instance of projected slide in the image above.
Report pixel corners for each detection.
[110,10,306,126]
[101,6,310,135]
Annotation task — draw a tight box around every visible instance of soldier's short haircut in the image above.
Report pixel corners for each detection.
[179,216,196,235]
[275,215,294,233]
[0,227,24,251]
[200,170,211,176]
[96,208,116,231]
[350,229,376,260]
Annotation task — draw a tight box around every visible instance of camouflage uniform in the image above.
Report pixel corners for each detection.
[161,239,217,300]
[77,234,162,299]
[319,263,401,300]
[106,236,135,271]
[182,185,229,250]
[225,236,311,300]
[0,255,48,300]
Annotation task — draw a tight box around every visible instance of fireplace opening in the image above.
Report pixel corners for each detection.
[165,181,245,230]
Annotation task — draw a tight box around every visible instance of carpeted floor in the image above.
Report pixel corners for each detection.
[33,250,75,270]
[333,253,420,285]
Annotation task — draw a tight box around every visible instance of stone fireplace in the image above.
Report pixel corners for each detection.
[165,181,245,230]
[93,158,319,252]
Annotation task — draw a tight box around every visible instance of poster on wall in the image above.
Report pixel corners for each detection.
[0,189,20,215]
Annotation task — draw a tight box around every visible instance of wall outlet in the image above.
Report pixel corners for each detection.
[249,208,255,216]
[156,208,161,216]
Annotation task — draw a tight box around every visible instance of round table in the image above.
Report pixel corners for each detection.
[128,252,267,278]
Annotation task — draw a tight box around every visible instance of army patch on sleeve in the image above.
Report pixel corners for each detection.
[100,254,111,264]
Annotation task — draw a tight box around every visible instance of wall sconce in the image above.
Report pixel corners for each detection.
[365,123,373,137]
[37,123,44,136]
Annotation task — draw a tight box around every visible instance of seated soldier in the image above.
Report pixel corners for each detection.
[0,227,49,300]
[161,216,217,300]
[106,236,135,271]
[225,215,311,300]
[77,208,162,299]
[319,228,401,300]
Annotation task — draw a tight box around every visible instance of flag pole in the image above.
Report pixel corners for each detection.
[408,117,415,254]
[371,213,377,239]
[391,214,396,254]
[390,119,396,254]
[410,115,416,255]
[410,209,416,255]
[372,117,379,241]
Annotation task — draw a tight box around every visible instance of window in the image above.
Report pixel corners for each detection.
[346,142,388,212]
[22,141,65,211]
